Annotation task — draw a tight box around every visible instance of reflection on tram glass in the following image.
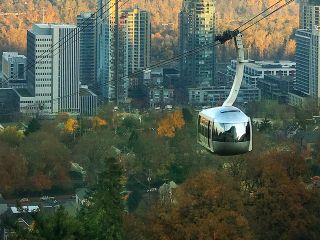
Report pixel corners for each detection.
[213,122,250,142]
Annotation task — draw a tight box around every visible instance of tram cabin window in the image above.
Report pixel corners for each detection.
[212,121,250,142]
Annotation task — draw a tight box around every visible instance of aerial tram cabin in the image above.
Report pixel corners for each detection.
[198,31,253,155]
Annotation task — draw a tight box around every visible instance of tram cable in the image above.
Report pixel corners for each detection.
[0,0,296,117]
[7,0,122,84]
[125,0,295,81]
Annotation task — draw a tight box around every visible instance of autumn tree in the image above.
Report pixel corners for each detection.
[0,143,27,195]
[146,171,253,240]
[91,116,107,130]
[64,118,79,134]
[21,131,72,191]
[157,111,185,138]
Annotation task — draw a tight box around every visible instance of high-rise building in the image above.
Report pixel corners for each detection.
[27,24,80,114]
[299,0,320,29]
[120,7,151,75]
[295,29,311,95]
[1,52,27,88]
[179,0,216,87]
[96,0,119,101]
[77,12,97,89]
[295,28,320,99]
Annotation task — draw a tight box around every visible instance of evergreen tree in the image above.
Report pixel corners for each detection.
[25,118,41,135]
[79,157,123,240]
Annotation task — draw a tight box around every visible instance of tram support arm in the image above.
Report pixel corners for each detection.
[223,34,246,107]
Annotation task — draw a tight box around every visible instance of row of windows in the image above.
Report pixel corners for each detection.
[36,73,51,76]
[36,84,51,88]
[36,93,51,96]
[36,78,51,82]
[36,66,52,70]
[36,44,52,48]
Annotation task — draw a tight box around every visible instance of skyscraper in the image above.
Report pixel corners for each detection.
[179,0,216,87]
[27,24,80,114]
[294,0,320,100]
[77,12,97,89]
[120,6,151,75]
[299,0,320,29]
[295,29,311,95]
[96,0,119,101]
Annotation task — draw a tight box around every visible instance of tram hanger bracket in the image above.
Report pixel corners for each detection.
[215,29,240,44]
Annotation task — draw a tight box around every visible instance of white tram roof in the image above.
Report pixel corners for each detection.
[199,106,250,124]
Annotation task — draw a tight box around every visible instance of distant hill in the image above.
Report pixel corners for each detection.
[0,0,298,62]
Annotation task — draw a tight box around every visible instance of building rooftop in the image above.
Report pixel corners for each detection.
[2,52,26,60]
[232,59,296,70]
[79,87,97,97]
[10,206,39,214]
[14,88,33,97]
[246,60,296,69]
[30,23,77,35]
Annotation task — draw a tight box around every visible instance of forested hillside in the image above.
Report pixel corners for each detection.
[0,0,298,61]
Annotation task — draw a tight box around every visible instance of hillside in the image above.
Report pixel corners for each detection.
[0,0,299,62]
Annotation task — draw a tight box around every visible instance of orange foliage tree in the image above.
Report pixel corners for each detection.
[64,118,79,134]
[157,111,185,138]
[92,116,108,129]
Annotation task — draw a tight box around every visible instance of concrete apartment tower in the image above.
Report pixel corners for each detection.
[120,6,151,75]
[179,0,216,87]
[27,24,80,114]
[77,12,97,89]
[299,0,320,29]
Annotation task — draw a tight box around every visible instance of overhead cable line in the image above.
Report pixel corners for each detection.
[7,0,117,83]
[124,0,295,80]
[235,0,284,31]
[240,0,295,33]
[0,0,295,117]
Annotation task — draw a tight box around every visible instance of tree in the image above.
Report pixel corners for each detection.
[92,116,108,130]
[64,118,79,134]
[157,111,185,138]
[146,171,253,240]
[78,158,123,240]
[21,131,72,191]
[6,207,82,240]
[0,143,27,194]
[25,118,41,135]
[182,108,193,123]
[64,117,79,141]
[258,118,272,132]
[0,126,24,147]
[73,129,120,184]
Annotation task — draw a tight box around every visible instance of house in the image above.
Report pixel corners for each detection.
[75,188,89,206]
[1,206,39,240]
